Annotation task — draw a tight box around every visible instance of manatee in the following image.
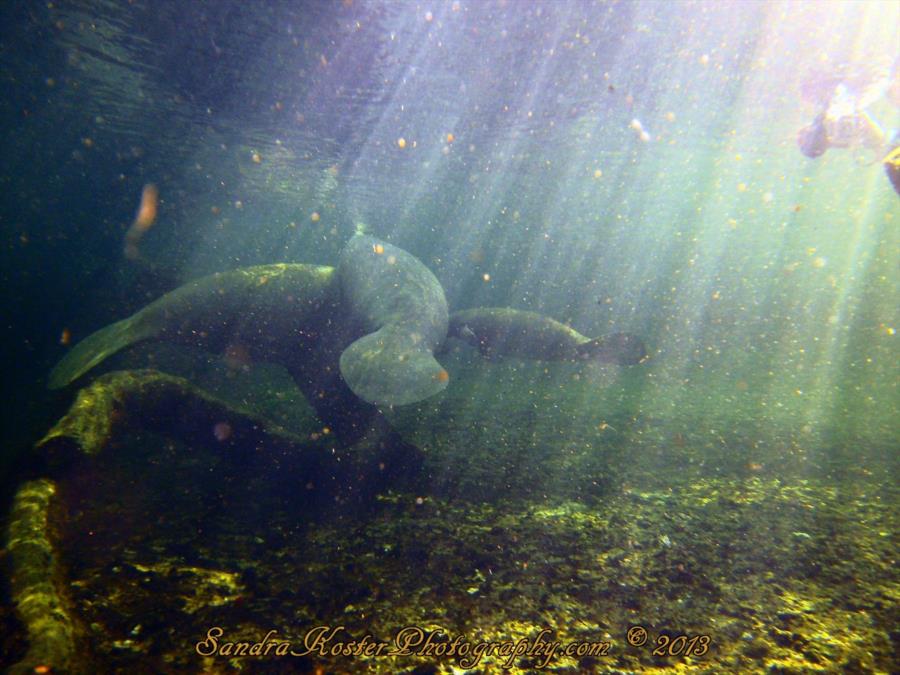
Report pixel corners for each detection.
[447,307,647,365]
[48,264,340,390]
[48,235,452,443]
[337,234,450,406]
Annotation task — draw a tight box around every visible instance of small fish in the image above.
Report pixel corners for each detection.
[124,183,159,260]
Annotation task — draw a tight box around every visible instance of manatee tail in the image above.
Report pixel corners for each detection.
[48,316,154,389]
[339,328,449,406]
[575,332,648,365]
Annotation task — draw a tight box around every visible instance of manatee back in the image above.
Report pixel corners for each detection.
[48,264,339,389]
[448,307,586,360]
[337,235,449,406]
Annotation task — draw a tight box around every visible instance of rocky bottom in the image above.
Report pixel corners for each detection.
[1,428,897,674]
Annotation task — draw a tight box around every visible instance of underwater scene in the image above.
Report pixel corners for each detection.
[1,1,898,673]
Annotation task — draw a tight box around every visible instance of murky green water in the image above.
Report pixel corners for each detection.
[1,1,897,672]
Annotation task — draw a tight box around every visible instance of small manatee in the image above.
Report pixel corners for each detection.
[447,307,647,365]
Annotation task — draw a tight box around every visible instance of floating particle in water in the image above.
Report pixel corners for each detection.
[629,118,651,142]
[310,211,320,222]
[224,343,252,372]
[446,132,454,143]
[81,137,93,148]
[397,137,406,148]
[386,254,397,265]
[699,53,710,65]
[737,182,747,192]
[482,273,491,282]
[234,200,243,209]
[762,191,773,203]
[812,256,827,268]
[59,328,71,346]
[593,168,603,178]
[213,422,232,441]
[211,205,221,215]
[424,10,433,22]
[251,152,262,164]
[124,183,159,260]
[665,111,676,122]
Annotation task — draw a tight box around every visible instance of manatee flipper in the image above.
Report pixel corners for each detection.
[447,307,647,365]
[48,264,339,389]
[338,235,449,406]
[340,326,447,406]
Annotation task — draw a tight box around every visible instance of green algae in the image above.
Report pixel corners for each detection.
[37,369,325,462]
[5,479,80,675]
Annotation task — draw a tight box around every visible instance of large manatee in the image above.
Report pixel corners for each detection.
[447,307,647,365]
[48,264,340,389]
